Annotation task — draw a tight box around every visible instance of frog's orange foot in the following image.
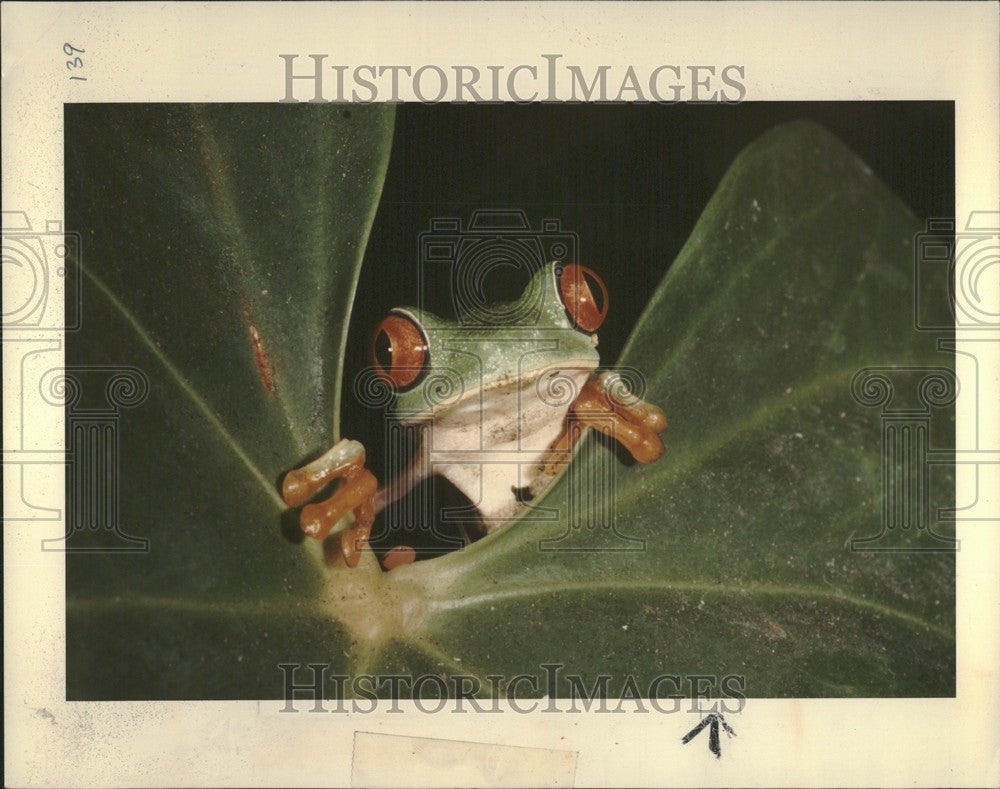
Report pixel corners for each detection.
[281,439,377,568]
[382,545,417,570]
[554,373,667,467]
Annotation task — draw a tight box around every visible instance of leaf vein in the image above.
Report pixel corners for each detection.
[77,261,285,510]
[427,580,953,641]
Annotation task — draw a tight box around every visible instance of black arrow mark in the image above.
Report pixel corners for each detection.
[681,712,736,758]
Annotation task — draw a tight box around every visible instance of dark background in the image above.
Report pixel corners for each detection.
[344,102,954,553]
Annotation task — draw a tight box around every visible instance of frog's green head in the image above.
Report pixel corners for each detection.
[371,262,608,420]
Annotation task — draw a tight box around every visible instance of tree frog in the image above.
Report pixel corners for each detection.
[281,263,667,569]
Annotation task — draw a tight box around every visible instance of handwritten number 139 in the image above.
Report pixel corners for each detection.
[64,43,86,81]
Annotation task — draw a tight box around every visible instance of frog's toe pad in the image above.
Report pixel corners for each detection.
[382,545,417,570]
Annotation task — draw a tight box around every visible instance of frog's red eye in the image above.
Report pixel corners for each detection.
[372,313,428,389]
[557,264,608,333]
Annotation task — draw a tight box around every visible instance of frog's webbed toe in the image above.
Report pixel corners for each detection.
[281,438,378,568]
[382,545,417,570]
[558,373,667,465]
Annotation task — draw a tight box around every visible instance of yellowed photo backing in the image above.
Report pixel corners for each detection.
[3,2,998,786]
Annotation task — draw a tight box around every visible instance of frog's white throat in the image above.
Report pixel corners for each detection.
[374,365,596,533]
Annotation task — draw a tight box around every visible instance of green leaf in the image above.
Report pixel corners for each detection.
[66,104,394,698]
[346,120,954,698]
[67,117,953,700]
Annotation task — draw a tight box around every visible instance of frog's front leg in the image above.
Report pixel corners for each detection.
[544,372,667,473]
[281,438,377,568]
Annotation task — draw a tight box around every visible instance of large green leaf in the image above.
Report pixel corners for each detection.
[358,121,954,698]
[65,104,394,697]
[67,116,953,700]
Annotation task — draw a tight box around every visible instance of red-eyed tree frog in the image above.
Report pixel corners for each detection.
[281,263,666,569]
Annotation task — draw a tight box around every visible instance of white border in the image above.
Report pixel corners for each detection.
[3,2,998,786]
